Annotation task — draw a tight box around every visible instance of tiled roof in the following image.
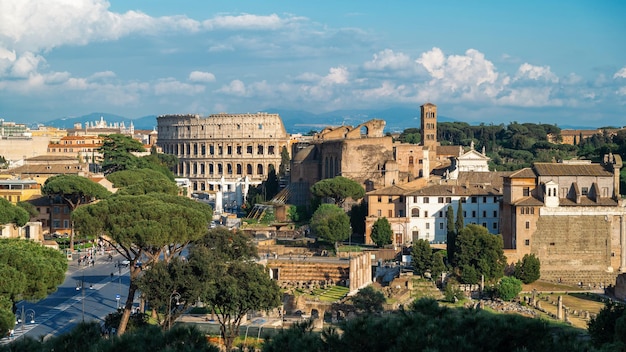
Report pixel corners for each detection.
[512,197,544,206]
[533,163,612,177]
[407,183,502,197]
[558,197,618,207]
[508,168,536,178]
[367,184,412,196]
[1,164,88,176]
[436,145,461,156]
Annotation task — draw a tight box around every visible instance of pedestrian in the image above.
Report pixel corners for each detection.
[9,329,14,340]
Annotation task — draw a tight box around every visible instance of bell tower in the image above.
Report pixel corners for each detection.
[420,103,438,148]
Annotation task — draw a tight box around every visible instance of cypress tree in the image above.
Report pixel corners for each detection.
[446,205,456,265]
[455,200,464,234]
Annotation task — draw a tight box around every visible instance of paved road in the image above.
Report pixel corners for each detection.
[1,251,134,344]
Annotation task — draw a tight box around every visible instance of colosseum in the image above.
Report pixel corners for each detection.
[157,112,291,211]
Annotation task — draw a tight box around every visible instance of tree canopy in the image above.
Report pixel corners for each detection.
[187,228,281,351]
[0,239,67,334]
[107,168,179,195]
[72,193,213,335]
[0,198,29,227]
[310,176,365,206]
[370,217,392,248]
[310,203,351,251]
[42,174,112,250]
[99,133,146,175]
[350,286,386,314]
[514,253,541,284]
[454,225,506,284]
[411,239,433,277]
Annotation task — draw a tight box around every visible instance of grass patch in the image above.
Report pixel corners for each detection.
[338,245,362,252]
[303,286,349,302]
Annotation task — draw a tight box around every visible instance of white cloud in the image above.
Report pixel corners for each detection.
[154,78,205,95]
[10,52,46,78]
[614,67,626,79]
[515,63,558,82]
[202,13,286,30]
[363,49,411,71]
[322,66,349,85]
[189,71,216,83]
[218,80,247,96]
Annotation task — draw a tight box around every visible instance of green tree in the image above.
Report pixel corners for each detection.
[99,133,146,175]
[370,217,392,248]
[279,146,290,177]
[348,202,367,239]
[0,198,29,227]
[107,168,179,195]
[446,205,456,265]
[455,201,464,234]
[496,276,522,301]
[351,286,386,314]
[188,229,281,352]
[398,128,421,144]
[411,239,433,277]
[310,203,351,252]
[310,176,365,207]
[72,193,212,335]
[514,254,541,284]
[454,224,506,284]
[0,239,67,334]
[42,174,112,251]
[430,251,446,280]
[262,320,326,352]
[265,166,280,200]
[16,201,38,219]
[588,301,626,348]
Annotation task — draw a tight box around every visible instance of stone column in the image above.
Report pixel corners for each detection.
[557,296,563,321]
[619,214,626,273]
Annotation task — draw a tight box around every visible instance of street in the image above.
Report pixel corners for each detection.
[1,250,133,344]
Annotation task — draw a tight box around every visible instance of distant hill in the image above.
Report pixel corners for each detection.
[43,108,597,135]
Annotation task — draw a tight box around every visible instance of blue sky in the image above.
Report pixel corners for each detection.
[0,0,625,128]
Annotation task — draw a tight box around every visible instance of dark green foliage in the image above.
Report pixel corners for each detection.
[310,176,365,206]
[411,239,432,276]
[0,198,29,226]
[310,203,351,248]
[370,217,392,247]
[514,253,541,284]
[104,309,149,334]
[455,201,464,234]
[262,320,326,352]
[351,286,385,314]
[496,276,522,301]
[454,225,506,284]
[430,250,446,279]
[16,201,38,218]
[588,301,626,347]
[348,202,367,238]
[265,298,590,352]
[397,128,421,144]
[444,279,465,303]
[0,323,219,352]
[108,168,179,195]
[265,166,280,200]
[446,205,456,265]
[279,146,290,177]
[99,133,146,175]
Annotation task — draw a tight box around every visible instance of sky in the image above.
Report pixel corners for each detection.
[0,0,625,128]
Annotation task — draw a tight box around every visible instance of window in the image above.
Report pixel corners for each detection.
[471,197,477,203]
[482,211,487,218]
[388,196,393,203]
[378,196,382,203]
[388,210,393,217]
[482,197,487,203]
[525,239,530,246]
[209,145,214,155]
[201,145,206,155]
[460,197,466,203]
[438,211,443,217]
[523,187,530,196]
[446,197,452,203]
[218,146,223,155]
[493,196,498,203]
[472,211,476,217]
[377,210,382,216]
[227,146,232,155]
[411,208,420,217]
[493,210,497,217]
[520,208,525,215]
[424,211,428,217]
[63,220,69,228]
[525,221,530,229]
[530,207,535,214]
[439,223,444,230]
[258,145,264,154]
[268,146,275,154]
[426,223,430,230]
[463,211,467,217]
[492,222,498,230]
[423,197,429,203]
[237,146,242,155]
[438,197,444,203]
[482,222,487,228]
[413,196,418,203]
[582,187,588,196]
[247,146,253,154]
[54,206,60,214]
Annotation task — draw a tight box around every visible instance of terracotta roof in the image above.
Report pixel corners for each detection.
[558,197,619,207]
[512,197,544,206]
[25,155,78,162]
[2,163,88,176]
[407,183,503,197]
[532,163,612,177]
[508,168,536,178]
[367,184,412,196]
[455,171,511,188]
[436,145,461,156]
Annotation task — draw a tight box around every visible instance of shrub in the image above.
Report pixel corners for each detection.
[496,276,522,301]
[514,254,541,284]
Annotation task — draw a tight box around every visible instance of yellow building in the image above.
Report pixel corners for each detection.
[0,178,41,204]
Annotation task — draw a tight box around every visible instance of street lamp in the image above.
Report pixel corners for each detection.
[168,291,181,330]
